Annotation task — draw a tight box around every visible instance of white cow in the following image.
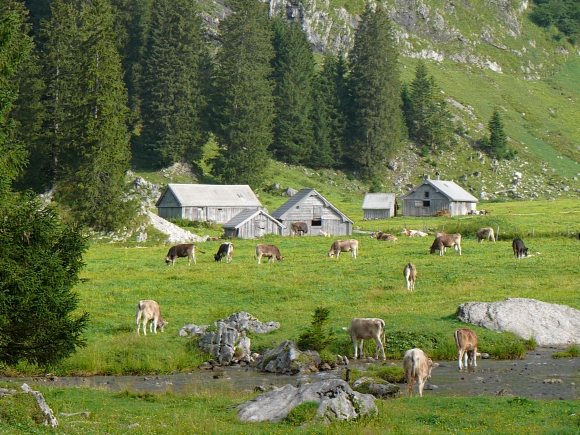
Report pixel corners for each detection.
[476,227,495,243]
[454,328,478,370]
[136,300,166,336]
[347,318,386,360]
[403,348,434,397]
[401,228,429,237]
[403,262,417,291]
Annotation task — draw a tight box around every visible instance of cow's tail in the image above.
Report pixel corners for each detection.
[197,249,206,254]
[453,329,460,350]
[381,319,386,353]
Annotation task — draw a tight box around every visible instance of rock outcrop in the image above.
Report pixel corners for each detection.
[256,340,322,374]
[238,379,376,423]
[457,298,580,346]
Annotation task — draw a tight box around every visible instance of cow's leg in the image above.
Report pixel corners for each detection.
[142,320,148,336]
[375,338,386,360]
[407,377,415,397]
[418,378,425,397]
[359,339,364,358]
[257,254,261,264]
[153,318,158,334]
[458,349,464,369]
[136,312,142,335]
[472,349,477,367]
[352,338,358,359]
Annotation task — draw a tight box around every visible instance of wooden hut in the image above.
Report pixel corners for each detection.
[222,209,285,239]
[271,188,353,236]
[362,193,397,220]
[402,176,478,217]
[156,184,262,224]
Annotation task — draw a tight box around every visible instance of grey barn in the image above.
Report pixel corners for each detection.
[362,193,397,220]
[272,188,353,236]
[156,184,262,224]
[402,176,478,217]
[222,209,285,239]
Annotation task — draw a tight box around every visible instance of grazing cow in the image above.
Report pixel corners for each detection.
[401,228,429,237]
[403,348,434,397]
[255,244,283,264]
[454,328,478,370]
[165,243,197,266]
[430,233,462,256]
[214,242,234,263]
[512,238,528,259]
[403,262,417,291]
[328,239,359,259]
[371,231,398,241]
[290,221,308,236]
[136,300,166,336]
[347,318,386,360]
[476,227,495,243]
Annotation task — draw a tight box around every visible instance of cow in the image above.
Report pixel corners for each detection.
[165,243,197,266]
[136,300,166,336]
[401,228,429,237]
[403,348,434,397]
[371,231,398,241]
[347,318,386,360]
[454,328,478,370]
[476,227,495,243]
[290,221,308,236]
[512,238,528,259]
[328,239,359,259]
[214,242,234,263]
[255,244,283,264]
[430,233,462,256]
[403,262,417,291]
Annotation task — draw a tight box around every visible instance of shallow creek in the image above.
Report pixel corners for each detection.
[3,348,578,400]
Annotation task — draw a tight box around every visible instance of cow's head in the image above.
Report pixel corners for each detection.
[158,318,168,332]
[214,253,222,262]
[165,256,172,265]
[523,247,529,257]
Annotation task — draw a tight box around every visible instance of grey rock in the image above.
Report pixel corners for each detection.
[352,377,400,399]
[256,340,321,374]
[457,298,580,346]
[238,379,376,423]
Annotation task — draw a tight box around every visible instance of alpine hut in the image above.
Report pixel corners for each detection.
[401,176,478,217]
[271,188,353,236]
[222,209,285,239]
[362,193,397,220]
[156,184,262,224]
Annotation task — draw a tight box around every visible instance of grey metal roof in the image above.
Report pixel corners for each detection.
[223,209,285,229]
[402,178,478,202]
[157,184,262,207]
[362,193,396,210]
[271,188,354,224]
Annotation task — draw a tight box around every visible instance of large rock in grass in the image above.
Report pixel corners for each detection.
[238,379,376,423]
[256,340,321,374]
[457,298,580,346]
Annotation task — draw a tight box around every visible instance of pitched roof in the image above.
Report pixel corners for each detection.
[223,209,285,229]
[403,178,478,202]
[271,188,353,223]
[362,193,396,210]
[156,184,262,207]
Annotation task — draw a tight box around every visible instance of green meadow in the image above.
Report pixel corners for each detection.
[1,198,578,432]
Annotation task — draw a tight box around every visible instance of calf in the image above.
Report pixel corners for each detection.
[136,300,166,336]
[347,318,386,360]
[476,227,495,243]
[371,231,398,241]
[403,348,434,397]
[401,228,429,237]
[403,262,417,291]
[328,239,359,259]
[214,242,234,263]
[454,328,478,370]
[430,233,462,256]
[290,221,308,236]
[512,238,528,259]
[255,244,283,264]
[165,243,196,266]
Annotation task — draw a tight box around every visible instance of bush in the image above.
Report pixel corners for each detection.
[297,307,334,352]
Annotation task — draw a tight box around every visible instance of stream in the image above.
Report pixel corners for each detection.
[3,348,578,400]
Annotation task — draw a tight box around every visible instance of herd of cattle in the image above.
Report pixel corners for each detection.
[146,226,531,396]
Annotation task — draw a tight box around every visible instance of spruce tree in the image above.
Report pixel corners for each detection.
[211,0,275,187]
[487,109,509,159]
[347,4,403,180]
[140,0,206,168]
[271,17,315,165]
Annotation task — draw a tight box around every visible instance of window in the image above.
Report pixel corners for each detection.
[424,191,430,198]
[423,200,430,207]
[311,219,322,227]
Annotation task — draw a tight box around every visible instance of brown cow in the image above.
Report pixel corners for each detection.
[476,227,495,243]
[136,300,167,336]
[255,244,283,264]
[328,239,359,259]
[371,231,398,241]
[454,328,478,370]
[430,233,462,256]
[165,244,197,266]
[347,318,386,360]
[403,348,434,397]
[290,221,308,236]
[403,262,417,291]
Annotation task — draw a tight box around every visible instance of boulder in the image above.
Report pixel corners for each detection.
[457,298,580,346]
[256,340,321,374]
[352,377,400,399]
[238,379,376,423]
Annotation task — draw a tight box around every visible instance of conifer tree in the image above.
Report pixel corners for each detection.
[347,4,403,180]
[487,109,510,159]
[211,0,275,187]
[271,17,315,165]
[140,0,206,167]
